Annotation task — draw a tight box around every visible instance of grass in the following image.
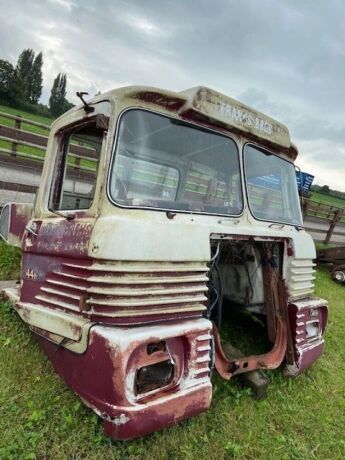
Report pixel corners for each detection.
[0,104,53,132]
[0,240,21,280]
[0,240,345,459]
[315,242,339,251]
[0,104,52,163]
[311,191,345,209]
[308,191,345,225]
[0,104,97,173]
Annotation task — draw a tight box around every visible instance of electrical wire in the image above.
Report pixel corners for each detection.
[210,242,221,265]
[207,242,223,328]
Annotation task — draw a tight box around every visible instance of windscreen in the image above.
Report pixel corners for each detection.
[244,144,302,225]
[109,109,243,215]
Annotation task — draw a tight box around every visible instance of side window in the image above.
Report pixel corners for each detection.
[50,121,104,210]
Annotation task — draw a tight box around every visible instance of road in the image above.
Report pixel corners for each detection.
[0,158,41,205]
[0,159,91,207]
[304,216,345,244]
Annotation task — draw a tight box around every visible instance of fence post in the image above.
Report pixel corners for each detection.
[324,209,343,244]
[302,199,309,218]
[11,115,22,157]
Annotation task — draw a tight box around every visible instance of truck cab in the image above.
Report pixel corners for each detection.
[0,86,328,440]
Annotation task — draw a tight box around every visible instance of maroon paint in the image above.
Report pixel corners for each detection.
[288,302,328,374]
[35,323,212,440]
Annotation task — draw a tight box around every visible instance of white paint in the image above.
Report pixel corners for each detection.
[95,318,212,345]
[289,297,328,311]
[8,297,95,353]
[218,101,273,135]
[15,301,88,340]
[110,414,130,426]
[94,318,212,403]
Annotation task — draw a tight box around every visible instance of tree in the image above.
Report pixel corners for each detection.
[0,59,14,101]
[0,59,22,105]
[320,185,330,194]
[15,48,43,104]
[16,49,35,102]
[49,73,71,116]
[29,52,43,104]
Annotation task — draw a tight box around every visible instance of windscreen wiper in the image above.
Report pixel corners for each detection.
[48,207,75,221]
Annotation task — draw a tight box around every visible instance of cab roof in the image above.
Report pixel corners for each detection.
[74,85,298,161]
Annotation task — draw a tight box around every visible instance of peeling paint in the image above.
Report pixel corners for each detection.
[108,414,130,426]
[1,84,329,441]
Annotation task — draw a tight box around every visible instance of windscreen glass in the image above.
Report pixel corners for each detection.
[109,110,243,215]
[244,144,302,225]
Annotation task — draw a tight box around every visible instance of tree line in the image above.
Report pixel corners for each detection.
[311,184,345,201]
[0,49,73,117]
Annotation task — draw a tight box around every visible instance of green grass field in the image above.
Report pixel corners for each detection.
[311,191,345,209]
[0,104,97,170]
[0,239,345,459]
[0,104,53,131]
[0,104,52,161]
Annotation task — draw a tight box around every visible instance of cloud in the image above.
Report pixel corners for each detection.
[1,0,344,190]
[297,139,345,191]
[47,0,76,11]
[238,86,345,190]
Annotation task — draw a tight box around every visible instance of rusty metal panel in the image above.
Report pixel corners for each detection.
[213,317,287,380]
[213,270,288,380]
[107,85,296,158]
[36,318,213,440]
[179,86,292,149]
[285,298,328,376]
[0,202,33,247]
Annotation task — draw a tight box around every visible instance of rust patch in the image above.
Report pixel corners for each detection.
[213,317,287,380]
[132,90,186,112]
[214,263,288,380]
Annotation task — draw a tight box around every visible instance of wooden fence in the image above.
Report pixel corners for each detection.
[0,110,344,244]
[0,111,50,190]
[0,111,97,195]
[302,198,345,244]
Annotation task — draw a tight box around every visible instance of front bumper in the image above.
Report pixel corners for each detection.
[102,381,212,440]
[37,317,213,440]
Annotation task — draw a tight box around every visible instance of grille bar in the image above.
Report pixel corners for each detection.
[287,259,316,299]
[36,260,209,323]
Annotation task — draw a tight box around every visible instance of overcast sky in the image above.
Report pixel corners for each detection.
[1,0,344,191]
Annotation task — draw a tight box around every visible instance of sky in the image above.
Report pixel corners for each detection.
[1,0,344,191]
